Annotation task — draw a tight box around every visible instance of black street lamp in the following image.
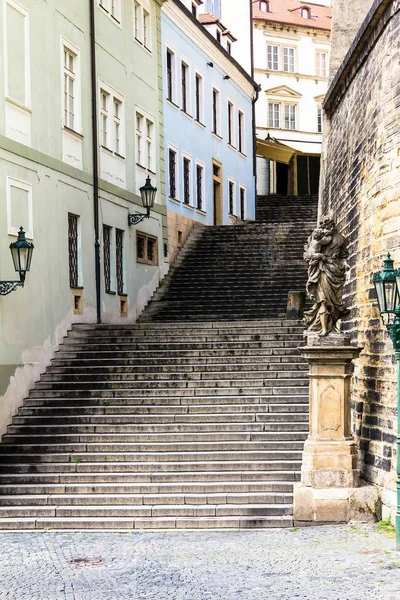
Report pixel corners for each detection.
[372,253,400,549]
[0,227,34,296]
[128,176,157,226]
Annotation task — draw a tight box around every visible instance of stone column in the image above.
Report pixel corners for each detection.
[294,334,379,524]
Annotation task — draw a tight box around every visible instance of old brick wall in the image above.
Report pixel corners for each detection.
[322,1,400,516]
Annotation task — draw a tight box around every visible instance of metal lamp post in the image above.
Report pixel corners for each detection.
[0,227,34,296]
[128,176,157,226]
[373,254,400,549]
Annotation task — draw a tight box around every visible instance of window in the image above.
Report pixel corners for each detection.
[183,157,191,205]
[136,111,155,171]
[134,1,151,49]
[267,45,279,71]
[216,30,221,44]
[181,61,189,113]
[137,231,158,265]
[317,107,323,133]
[116,228,124,295]
[227,41,232,55]
[316,51,328,77]
[99,84,124,155]
[63,48,76,130]
[212,88,220,135]
[195,73,203,122]
[103,225,112,293]
[192,2,197,16]
[99,0,121,24]
[284,105,296,130]
[228,101,234,146]
[301,7,310,18]
[259,1,269,11]
[238,110,244,153]
[6,177,33,238]
[196,163,204,211]
[283,47,295,73]
[169,148,177,199]
[228,180,235,215]
[114,98,122,155]
[268,102,280,128]
[143,10,150,49]
[68,213,79,288]
[240,186,246,221]
[166,48,176,103]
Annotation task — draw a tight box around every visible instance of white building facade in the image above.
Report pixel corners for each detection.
[253,0,332,196]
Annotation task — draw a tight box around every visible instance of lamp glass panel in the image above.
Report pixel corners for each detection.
[374,280,386,314]
[396,273,400,306]
[385,281,397,312]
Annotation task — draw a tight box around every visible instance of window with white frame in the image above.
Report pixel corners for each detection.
[181,61,190,114]
[166,47,176,103]
[183,156,192,205]
[268,102,280,128]
[267,45,279,70]
[228,179,236,215]
[168,147,178,199]
[317,107,323,133]
[134,1,152,50]
[316,51,328,77]
[238,110,245,153]
[63,48,76,130]
[99,0,121,24]
[284,104,296,130]
[195,72,204,123]
[4,0,31,108]
[239,186,246,221]
[196,162,205,211]
[136,109,155,171]
[283,47,295,73]
[228,101,234,146]
[99,82,125,156]
[6,177,33,239]
[212,87,221,136]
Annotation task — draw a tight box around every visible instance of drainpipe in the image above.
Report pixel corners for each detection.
[89,0,101,324]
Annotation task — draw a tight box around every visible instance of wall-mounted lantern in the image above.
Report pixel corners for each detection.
[0,227,34,296]
[372,253,400,549]
[128,177,157,226]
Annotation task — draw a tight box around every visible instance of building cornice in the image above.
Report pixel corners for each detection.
[324,0,399,114]
[167,0,258,92]
[255,68,328,84]
[254,20,331,38]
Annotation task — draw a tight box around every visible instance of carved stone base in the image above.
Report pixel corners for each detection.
[293,483,380,524]
[305,331,351,347]
[301,439,359,488]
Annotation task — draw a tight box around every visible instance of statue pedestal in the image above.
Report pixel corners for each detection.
[293,335,379,524]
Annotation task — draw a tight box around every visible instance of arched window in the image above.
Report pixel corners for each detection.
[301,7,310,19]
[260,1,270,12]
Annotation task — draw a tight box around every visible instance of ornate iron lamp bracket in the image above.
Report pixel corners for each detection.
[128,213,147,227]
[0,281,24,296]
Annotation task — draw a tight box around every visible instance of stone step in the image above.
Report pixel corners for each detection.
[62,333,305,345]
[53,340,304,352]
[53,348,304,359]
[0,515,293,530]
[0,469,301,484]
[49,355,306,367]
[69,324,305,337]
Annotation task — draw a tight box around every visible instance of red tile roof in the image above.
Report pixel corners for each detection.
[198,12,220,25]
[253,0,332,31]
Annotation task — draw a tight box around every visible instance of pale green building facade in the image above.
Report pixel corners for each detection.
[0,0,167,435]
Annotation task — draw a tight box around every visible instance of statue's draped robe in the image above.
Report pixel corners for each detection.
[304,231,350,333]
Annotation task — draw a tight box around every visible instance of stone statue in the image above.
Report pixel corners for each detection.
[303,216,350,337]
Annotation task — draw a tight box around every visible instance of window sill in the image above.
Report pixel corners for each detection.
[137,259,159,267]
[99,6,122,28]
[136,163,147,171]
[183,203,194,210]
[195,119,206,129]
[101,145,114,155]
[239,151,247,158]
[228,143,236,151]
[212,132,223,141]
[106,290,117,295]
[118,292,128,298]
[5,97,32,113]
[63,126,84,140]
[115,152,126,161]
[169,197,181,205]
[196,208,207,216]
[167,99,180,110]
[70,285,84,290]
[181,110,193,120]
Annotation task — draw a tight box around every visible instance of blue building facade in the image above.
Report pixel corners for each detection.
[161,0,256,239]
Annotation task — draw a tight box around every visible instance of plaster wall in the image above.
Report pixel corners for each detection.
[0,0,167,436]
[162,2,256,226]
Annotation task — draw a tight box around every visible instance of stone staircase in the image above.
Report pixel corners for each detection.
[0,194,318,530]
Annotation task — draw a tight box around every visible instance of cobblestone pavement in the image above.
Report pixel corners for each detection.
[0,525,399,600]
